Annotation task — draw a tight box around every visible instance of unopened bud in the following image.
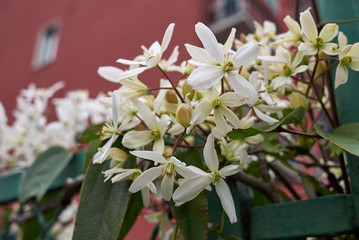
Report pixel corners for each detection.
[165,90,178,104]
[182,80,195,101]
[109,148,128,168]
[176,104,193,128]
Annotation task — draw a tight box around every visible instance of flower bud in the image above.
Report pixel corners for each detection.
[176,103,193,128]
[109,148,128,168]
[182,80,195,101]
[165,90,178,104]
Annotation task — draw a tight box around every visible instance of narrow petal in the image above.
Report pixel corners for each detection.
[348,59,359,71]
[300,10,318,42]
[153,137,165,154]
[204,133,219,171]
[215,180,237,223]
[118,67,148,82]
[271,76,290,90]
[220,105,241,129]
[338,32,348,49]
[132,98,156,129]
[292,65,308,75]
[195,22,224,63]
[219,165,241,177]
[257,55,287,63]
[185,44,217,65]
[223,28,236,53]
[190,99,213,125]
[214,109,231,135]
[227,72,258,106]
[161,23,175,53]
[130,150,167,164]
[253,107,279,124]
[98,66,124,83]
[284,15,301,37]
[233,43,261,67]
[188,66,224,90]
[141,188,151,207]
[298,42,317,55]
[319,23,338,42]
[129,166,163,193]
[172,175,211,205]
[161,174,174,201]
[116,58,146,66]
[122,130,153,149]
[219,92,244,107]
[321,43,339,56]
[335,64,348,88]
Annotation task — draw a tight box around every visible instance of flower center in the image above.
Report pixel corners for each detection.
[150,128,161,139]
[314,37,324,48]
[341,56,352,65]
[211,170,223,184]
[101,122,118,139]
[164,162,176,176]
[212,98,222,109]
[283,64,292,77]
[223,60,235,73]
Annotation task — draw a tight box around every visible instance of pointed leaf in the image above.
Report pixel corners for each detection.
[18,146,73,203]
[315,123,359,156]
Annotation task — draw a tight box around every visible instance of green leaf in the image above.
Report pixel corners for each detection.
[118,192,144,239]
[315,123,359,156]
[330,142,343,158]
[18,146,73,203]
[78,123,103,143]
[175,148,205,170]
[73,157,135,240]
[222,236,243,240]
[83,139,102,172]
[171,191,208,240]
[254,107,305,132]
[262,133,285,153]
[228,107,305,140]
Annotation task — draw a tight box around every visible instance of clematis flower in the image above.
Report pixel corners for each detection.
[335,42,359,88]
[298,10,338,55]
[128,150,193,201]
[185,22,260,105]
[172,134,242,223]
[115,23,175,81]
[122,98,170,154]
[190,87,244,135]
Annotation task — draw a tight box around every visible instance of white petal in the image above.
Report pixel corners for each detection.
[219,92,244,107]
[161,174,174,201]
[141,188,150,207]
[300,10,318,42]
[195,22,224,63]
[214,109,231,135]
[233,43,261,67]
[130,150,167,164]
[129,166,163,193]
[253,107,279,124]
[319,23,338,42]
[321,43,339,56]
[219,165,241,177]
[98,66,124,83]
[161,23,175,53]
[257,55,287,63]
[172,175,211,205]
[132,98,156,129]
[204,133,219,171]
[118,67,149,82]
[185,44,217,65]
[215,180,237,223]
[188,66,224,90]
[298,42,317,55]
[338,32,348,49]
[284,15,301,37]
[292,65,308,75]
[227,72,258,106]
[223,28,236,53]
[271,76,290,90]
[116,58,146,66]
[153,137,165,154]
[190,99,213,125]
[122,130,153,149]
[335,64,348,88]
[220,105,241,129]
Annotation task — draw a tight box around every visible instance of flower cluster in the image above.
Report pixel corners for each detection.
[0,82,110,173]
[95,9,359,224]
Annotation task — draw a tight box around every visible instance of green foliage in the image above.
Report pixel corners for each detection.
[315,123,359,156]
[83,139,102,172]
[73,157,136,240]
[262,133,285,153]
[171,191,208,240]
[18,146,73,203]
[78,123,103,143]
[174,148,205,170]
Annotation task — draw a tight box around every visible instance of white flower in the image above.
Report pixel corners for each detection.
[191,87,244,135]
[129,151,193,201]
[172,134,242,223]
[115,23,175,81]
[122,98,170,154]
[298,10,338,55]
[335,42,359,88]
[185,22,260,105]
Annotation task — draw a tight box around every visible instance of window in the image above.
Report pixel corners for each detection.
[32,21,61,70]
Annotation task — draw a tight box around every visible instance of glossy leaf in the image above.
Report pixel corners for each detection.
[315,123,359,156]
[171,192,208,240]
[18,146,73,203]
[73,157,135,240]
[83,139,102,172]
[227,128,262,140]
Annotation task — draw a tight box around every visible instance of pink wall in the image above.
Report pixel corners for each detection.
[0,0,207,121]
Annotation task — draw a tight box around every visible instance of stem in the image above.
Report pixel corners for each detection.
[157,67,185,103]
[318,18,359,28]
[172,223,178,240]
[276,126,321,138]
[171,128,187,155]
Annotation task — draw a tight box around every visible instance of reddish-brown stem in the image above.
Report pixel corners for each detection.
[157,66,185,103]
[171,128,187,155]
